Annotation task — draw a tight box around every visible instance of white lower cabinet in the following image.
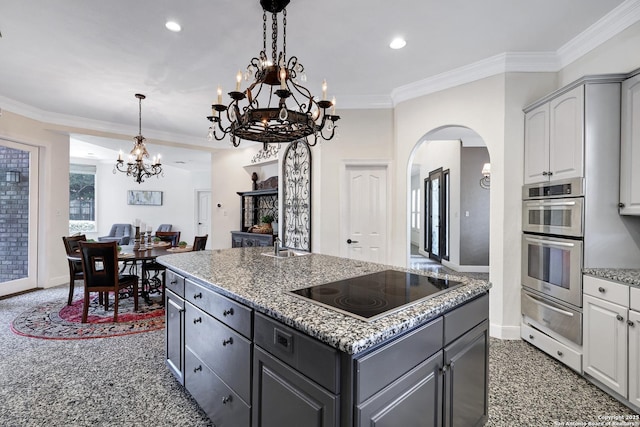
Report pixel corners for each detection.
[583,294,627,395]
[583,275,640,410]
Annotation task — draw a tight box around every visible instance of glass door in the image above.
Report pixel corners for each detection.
[424,168,449,263]
[0,139,39,296]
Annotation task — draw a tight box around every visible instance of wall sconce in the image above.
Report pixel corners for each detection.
[5,171,20,183]
[479,163,490,190]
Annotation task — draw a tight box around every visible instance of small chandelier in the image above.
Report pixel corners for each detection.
[207,0,340,150]
[114,93,163,184]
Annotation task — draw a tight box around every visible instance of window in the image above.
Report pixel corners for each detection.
[69,164,96,233]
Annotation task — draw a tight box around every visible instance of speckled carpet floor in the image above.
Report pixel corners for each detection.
[1,285,636,426]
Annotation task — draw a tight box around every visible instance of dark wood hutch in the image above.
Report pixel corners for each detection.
[231,174,278,248]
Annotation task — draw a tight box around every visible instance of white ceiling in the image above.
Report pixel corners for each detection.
[0,0,635,159]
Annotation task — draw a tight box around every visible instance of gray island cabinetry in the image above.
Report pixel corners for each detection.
[158,248,491,427]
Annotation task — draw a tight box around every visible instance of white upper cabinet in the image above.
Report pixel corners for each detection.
[524,85,585,184]
[620,73,640,215]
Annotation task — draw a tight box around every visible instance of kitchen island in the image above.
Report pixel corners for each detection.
[158,247,492,427]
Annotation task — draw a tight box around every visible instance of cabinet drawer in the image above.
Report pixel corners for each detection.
[185,303,251,403]
[584,275,629,306]
[444,293,489,345]
[630,287,640,312]
[254,312,340,394]
[165,270,185,298]
[185,279,252,338]
[355,317,443,403]
[185,349,250,426]
[521,323,582,373]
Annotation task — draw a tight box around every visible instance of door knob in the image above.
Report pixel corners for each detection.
[347,239,359,244]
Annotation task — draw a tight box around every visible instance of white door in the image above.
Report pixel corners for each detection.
[196,190,211,246]
[343,165,388,264]
[549,85,584,181]
[0,139,39,296]
[629,309,640,407]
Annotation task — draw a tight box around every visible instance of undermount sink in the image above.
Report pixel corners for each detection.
[261,249,311,258]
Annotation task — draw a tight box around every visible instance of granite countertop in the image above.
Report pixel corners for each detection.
[158,247,492,355]
[583,268,640,288]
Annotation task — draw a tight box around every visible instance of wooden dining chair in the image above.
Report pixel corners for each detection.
[62,234,87,305]
[193,234,208,251]
[78,241,139,323]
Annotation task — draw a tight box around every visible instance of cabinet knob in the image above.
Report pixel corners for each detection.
[598,287,606,293]
[193,365,202,373]
[193,317,202,324]
[629,320,635,327]
[617,314,624,322]
[557,350,563,357]
[193,292,203,299]
[529,334,534,340]
[619,202,626,208]
[547,171,553,176]
[223,308,234,316]
[542,171,548,176]
[222,337,234,346]
[222,395,233,405]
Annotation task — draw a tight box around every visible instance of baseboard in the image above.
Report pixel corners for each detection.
[490,323,521,340]
[44,275,67,289]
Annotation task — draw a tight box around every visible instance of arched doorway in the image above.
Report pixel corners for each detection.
[407,125,490,274]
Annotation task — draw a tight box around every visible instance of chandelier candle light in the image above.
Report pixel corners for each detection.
[207,0,340,150]
[114,94,163,184]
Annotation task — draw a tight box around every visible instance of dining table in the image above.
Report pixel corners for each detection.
[67,242,194,305]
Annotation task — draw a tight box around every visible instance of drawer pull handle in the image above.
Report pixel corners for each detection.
[617,315,624,322]
[193,317,202,324]
[194,365,202,373]
[598,287,606,293]
[629,320,635,327]
[170,279,178,285]
[193,292,203,299]
[222,338,234,346]
[222,395,233,404]
[529,334,534,339]
[557,351,563,357]
[223,308,234,316]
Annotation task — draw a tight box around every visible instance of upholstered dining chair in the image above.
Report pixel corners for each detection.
[78,241,139,323]
[62,234,86,305]
[156,224,172,232]
[155,231,181,247]
[193,234,208,251]
[98,223,132,245]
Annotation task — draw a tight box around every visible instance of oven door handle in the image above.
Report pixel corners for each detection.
[524,237,576,248]
[525,200,577,208]
[524,294,575,317]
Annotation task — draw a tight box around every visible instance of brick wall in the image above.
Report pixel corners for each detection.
[0,146,30,282]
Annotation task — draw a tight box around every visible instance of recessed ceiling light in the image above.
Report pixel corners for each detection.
[389,37,406,50]
[165,21,181,32]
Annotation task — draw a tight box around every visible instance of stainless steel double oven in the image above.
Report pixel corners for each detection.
[521,178,584,345]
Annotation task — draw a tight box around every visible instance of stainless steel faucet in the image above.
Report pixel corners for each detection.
[274,237,281,256]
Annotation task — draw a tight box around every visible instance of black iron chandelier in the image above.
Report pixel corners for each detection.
[207,0,340,150]
[114,93,163,184]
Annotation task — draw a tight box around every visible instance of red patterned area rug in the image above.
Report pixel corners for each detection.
[10,294,164,340]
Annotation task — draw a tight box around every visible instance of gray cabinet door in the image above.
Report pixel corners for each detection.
[165,290,185,385]
[253,346,338,427]
[443,320,489,427]
[356,350,443,427]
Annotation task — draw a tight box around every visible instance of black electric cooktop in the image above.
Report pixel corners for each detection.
[290,270,463,322]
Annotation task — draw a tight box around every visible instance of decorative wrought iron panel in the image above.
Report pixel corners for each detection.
[282,141,311,251]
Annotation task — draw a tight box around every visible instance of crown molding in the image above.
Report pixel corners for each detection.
[391,0,640,106]
[0,94,208,146]
[557,0,640,68]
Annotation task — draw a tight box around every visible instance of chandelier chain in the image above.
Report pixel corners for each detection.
[271,12,278,63]
[282,9,287,63]
[263,11,267,54]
